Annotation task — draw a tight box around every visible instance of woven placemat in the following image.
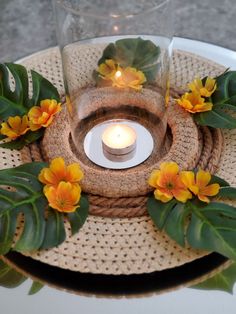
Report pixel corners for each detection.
[2,47,235,276]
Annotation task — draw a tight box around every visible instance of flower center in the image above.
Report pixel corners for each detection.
[166,182,174,190]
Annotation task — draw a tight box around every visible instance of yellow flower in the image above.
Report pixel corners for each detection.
[111,66,146,90]
[38,157,83,188]
[176,92,213,113]
[28,99,61,131]
[148,162,192,203]
[188,77,217,97]
[180,169,220,203]
[98,59,117,79]
[44,181,81,213]
[0,115,30,140]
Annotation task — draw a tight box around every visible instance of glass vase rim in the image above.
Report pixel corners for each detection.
[53,0,171,20]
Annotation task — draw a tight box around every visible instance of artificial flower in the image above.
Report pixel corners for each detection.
[98,59,117,79]
[45,181,81,213]
[180,169,220,203]
[38,157,83,188]
[111,66,146,90]
[176,92,213,113]
[188,77,217,97]
[28,99,61,131]
[0,115,30,140]
[148,162,192,203]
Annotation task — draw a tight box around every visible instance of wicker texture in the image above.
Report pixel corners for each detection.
[2,47,233,276]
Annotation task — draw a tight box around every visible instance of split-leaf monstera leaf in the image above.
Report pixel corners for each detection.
[0,63,60,149]
[194,71,236,128]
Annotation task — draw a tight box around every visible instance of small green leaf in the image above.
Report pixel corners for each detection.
[40,208,66,249]
[0,259,26,288]
[147,196,177,230]
[192,262,236,294]
[28,281,44,295]
[67,195,89,235]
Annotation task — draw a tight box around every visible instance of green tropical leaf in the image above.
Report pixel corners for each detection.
[212,71,236,105]
[0,162,47,254]
[210,175,229,187]
[97,38,160,83]
[0,259,43,294]
[194,107,236,129]
[187,202,236,260]
[0,64,17,101]
[0,259,26,288]
[28,281,44,295]
[0,162,89,254]
[192,262,236,294]
[148,195,236,261]
[40,208,66,249]
[0,129,44,150]
[0,96,26,120]
[164,203,190,247]
[218,186,236,199]
[5,63,29,106]
[0,62,60,116]
[147,196,177,230]
[68,195,89,235]
[30,70,60,106]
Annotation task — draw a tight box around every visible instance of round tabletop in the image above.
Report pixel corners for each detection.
[1,37,236,314]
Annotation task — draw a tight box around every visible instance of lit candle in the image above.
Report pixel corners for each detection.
[102,124,137,156]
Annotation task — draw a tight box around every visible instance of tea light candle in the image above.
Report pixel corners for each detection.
[102,124,137,155]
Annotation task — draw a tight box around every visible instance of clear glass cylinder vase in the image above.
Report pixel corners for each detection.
[53,0,173,169]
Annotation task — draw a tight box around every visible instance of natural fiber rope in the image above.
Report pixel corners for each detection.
[24,108,223,218]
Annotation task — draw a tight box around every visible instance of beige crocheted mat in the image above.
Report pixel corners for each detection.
[2,47,236,276]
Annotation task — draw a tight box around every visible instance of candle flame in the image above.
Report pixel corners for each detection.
[115,70,122,78]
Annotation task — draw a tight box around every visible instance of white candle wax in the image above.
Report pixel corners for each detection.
[102,124,137,155]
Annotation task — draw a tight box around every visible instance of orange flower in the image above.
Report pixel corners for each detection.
[148,162,192,203]
[180,169,220,203]
[45,181,81,213]
[0,115,30,140]
[111,66,146,90]
[38,157,83,188]
[176,92,213,113]
[188,77,217,97]
[98,59,117,79]
[28,99,61,131]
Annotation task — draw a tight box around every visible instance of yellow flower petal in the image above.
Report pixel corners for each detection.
[160,162,179,177]
[28,99,61,131]
[45,182,81,213]
[66,163,84,182]
[180,171,199,195]
[154,189,173,203]
[173,189,192,203]
[0,115,30,140]
[196,170,211,188]
[148,170,161,188]
[200,183,220,197]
